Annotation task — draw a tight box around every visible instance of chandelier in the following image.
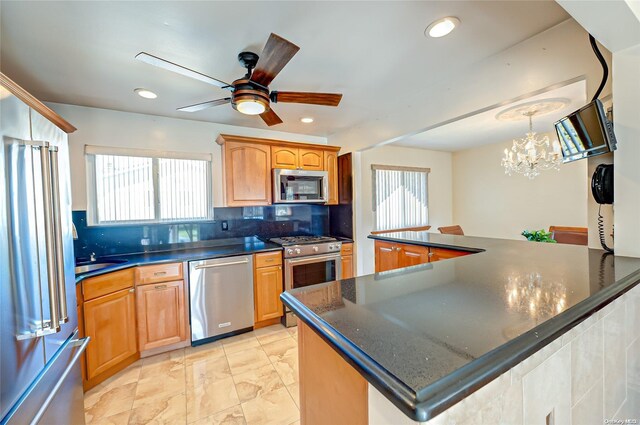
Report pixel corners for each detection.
[501,110,562,179]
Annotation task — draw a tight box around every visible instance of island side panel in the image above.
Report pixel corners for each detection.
[299,322,368,425]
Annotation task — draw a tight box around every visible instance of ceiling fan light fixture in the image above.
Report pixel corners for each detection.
[235,99,267,115]
[134,88,157,99]
[300,117,314,124]
[425,16,460,38]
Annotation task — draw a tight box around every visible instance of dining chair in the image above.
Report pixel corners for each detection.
[437,225,464,235]
[549,226,588,246]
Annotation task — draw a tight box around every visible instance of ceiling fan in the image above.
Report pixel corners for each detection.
[135,33,343,126]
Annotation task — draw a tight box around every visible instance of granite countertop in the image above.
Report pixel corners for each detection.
[75,236,282,283]
[281,231,640,421]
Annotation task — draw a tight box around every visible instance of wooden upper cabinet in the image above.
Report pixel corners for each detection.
[272,146,299,169]
[223,141,272,206]
[299,148,324,170]
[324,151,339,205]
[84,288,137,380]
[136,280,187,351]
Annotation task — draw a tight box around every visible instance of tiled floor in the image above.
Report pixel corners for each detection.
[84,324,300,425]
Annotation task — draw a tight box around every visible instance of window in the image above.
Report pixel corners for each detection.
[86,146,213,225]
[372,165,429,231]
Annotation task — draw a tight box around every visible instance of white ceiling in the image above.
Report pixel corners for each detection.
[0,1,569,137]
[394,79,587,152]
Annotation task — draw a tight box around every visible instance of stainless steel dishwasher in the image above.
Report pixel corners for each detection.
[189,255,254,344]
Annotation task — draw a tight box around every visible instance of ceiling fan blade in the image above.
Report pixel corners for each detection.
[250,34,300,87]
[260,108,283,126]
[271,91,343,107]
[136,52,231,89]
[177,98,231,112]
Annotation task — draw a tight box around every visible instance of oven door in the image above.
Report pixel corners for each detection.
[283,253,342,327]
[273,169,328,204]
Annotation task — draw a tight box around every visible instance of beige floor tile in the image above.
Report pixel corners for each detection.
[129,391,187,425]
[134,366,186,407]
[286,382,300,408]
[255,325,291,345]
[142,348,185,368]
[186,375,240,423]
[227,347,272,376]
[88,362,141,396]
[262,338,299,386]
[84,382,137,422]
[85,409,131,425]
[222,332,261,355]
[241,387,300,425]
[185,341,226,365]
[188,405,246,425]
[233,363,285,403]
[286,327,298,340]
[186,355,232,383]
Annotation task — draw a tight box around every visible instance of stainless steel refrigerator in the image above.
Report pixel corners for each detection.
[1,84,88,423]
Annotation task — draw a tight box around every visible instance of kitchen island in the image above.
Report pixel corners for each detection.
[281,231,640,424]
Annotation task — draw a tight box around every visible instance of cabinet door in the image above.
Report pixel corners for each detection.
[224,141,272,206]
[399,244,429,268]
[429,247,472,262]
[374,241,398,272]
[255,265,284,322]
[272,146,299,169]
[341,255,354,279]
[299,148,324,170]
[136,280,186,351]
[324,151,339,205]
[84,288,137,379]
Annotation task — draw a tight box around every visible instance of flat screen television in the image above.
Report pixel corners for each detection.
[554,99,617,163]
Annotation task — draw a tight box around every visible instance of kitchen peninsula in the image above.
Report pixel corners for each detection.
[281,231,640,423]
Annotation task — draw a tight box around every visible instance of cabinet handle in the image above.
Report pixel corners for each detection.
[155,285,167,290]
[428,252,434,257]
[129,288,135,293]
[154,271,167,276]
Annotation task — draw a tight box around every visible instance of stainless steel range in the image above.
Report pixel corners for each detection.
[269,236,342,327]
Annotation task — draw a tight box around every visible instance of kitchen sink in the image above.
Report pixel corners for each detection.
[75,261,126,274]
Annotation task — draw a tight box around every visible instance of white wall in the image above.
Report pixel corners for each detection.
[47,103,327,210]
[354,145,452,276]
[452,134,588,240]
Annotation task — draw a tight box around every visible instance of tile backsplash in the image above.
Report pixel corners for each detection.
[73,205,329,261]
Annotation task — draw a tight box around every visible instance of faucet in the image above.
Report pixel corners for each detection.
[90,252,96,262]
[72,223,78,240]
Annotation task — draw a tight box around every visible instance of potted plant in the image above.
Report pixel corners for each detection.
[521,229,557,243]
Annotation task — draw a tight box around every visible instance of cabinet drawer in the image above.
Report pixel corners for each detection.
[255,251,283,268]
[82,268,134,301]
[341,243,353,255]
[135,263,183,284]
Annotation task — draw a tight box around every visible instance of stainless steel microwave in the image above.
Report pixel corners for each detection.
[273,169,329,204]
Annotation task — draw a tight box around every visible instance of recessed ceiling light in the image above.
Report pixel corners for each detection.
[300,117,314,124]
[425,17,460,38]
[134,88,157,99]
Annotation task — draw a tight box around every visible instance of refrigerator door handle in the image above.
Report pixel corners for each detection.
[39,143,61,334]
[31,336,90,424]
[49,146,68,324]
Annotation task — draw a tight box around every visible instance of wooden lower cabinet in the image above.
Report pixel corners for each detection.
[254,264,284,323]
[374,240,474,272]
[341,242,354,279]
[83,287,137,381]
[136,280,187,351]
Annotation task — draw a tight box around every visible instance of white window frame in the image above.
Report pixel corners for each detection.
[371,164,430,232]
[85,145,214,226]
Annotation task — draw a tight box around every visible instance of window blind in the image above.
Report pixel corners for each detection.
[87,147,213,225]
[372,165,429,231]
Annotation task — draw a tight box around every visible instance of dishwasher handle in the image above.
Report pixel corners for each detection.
[193,259,250,270]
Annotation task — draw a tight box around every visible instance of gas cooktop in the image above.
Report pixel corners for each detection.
[269,235,338,246]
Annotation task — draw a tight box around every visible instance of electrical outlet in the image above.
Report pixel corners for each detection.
[221,220,228,231]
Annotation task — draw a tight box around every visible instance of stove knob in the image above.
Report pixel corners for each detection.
[295,248,301,254]
[328,244,335,250]
[287,249,294,255]
[313,246,319,252]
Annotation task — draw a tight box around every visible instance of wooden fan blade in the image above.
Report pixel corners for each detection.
[136,52,231,89]
[271,91,342,107]
[260,108,283,126]
[250,34,300,87]
[177,98,231,112]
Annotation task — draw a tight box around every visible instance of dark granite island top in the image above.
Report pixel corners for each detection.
[280,231,640,421]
